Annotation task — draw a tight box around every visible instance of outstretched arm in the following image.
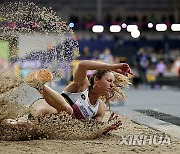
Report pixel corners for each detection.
[73,60,133,87]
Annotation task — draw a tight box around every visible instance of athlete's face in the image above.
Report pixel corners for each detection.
[94,72,115,95]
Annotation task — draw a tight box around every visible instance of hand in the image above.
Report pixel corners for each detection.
[102,112,122,135]
[113,63,133,76]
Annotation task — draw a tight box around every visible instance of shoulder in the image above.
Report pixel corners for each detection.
[99,100,106,107]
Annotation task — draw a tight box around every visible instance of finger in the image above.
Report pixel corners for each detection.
[108,112,115,122]
[129,72,134,75]
[117,69,123,74]
[123,63,130,69]
[119,71,127,76]
[116,117,122,121]
[121,63,128,67]
[111,112,115,118]
[109,121,122,130]
[128,69,133,75]
[112,115,119,120]
[110,114,121,122]
[116,121,122,126]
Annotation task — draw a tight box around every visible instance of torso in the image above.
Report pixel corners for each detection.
[62,89,100,120]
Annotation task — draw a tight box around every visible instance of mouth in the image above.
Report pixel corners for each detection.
[107,88,112,92]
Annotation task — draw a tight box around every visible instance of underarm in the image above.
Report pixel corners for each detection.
[94,116,103,122]
[94,103,106,122]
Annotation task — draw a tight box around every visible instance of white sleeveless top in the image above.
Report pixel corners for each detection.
[62,89,99,119]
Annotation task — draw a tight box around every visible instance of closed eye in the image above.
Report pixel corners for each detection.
[107,79,115,84]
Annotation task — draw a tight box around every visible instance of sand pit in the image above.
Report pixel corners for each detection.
[0,74,179,153]
[0,111,180,154]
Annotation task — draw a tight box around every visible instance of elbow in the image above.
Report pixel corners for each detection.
[78,61,84,67]
[78,60,89,70]
[78,60,88,66]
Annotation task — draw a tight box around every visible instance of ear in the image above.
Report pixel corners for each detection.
[94,76,98,84]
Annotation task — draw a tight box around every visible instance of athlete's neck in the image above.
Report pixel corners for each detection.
[88,90,99,105]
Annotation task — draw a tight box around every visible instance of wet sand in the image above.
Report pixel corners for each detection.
[0,111,180,154]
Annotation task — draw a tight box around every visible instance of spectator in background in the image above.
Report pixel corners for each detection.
[92,50,100,61]
[155,59,166,77]
[135,48,150,86]
[100,48,114,64]
[171,56,180,77]
[78,46,92,60]
[114,56,120,64]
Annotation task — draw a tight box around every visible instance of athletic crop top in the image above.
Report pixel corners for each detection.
[61,89,99,120]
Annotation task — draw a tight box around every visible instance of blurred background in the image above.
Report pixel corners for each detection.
[0,0,180,89]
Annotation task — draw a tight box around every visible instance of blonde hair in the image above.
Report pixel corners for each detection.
[89,70,131,103]
[111,71,131,99]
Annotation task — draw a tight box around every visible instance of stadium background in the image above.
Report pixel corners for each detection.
[0,0,180,88]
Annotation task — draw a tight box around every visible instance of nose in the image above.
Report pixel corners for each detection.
[110,82,114,88]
